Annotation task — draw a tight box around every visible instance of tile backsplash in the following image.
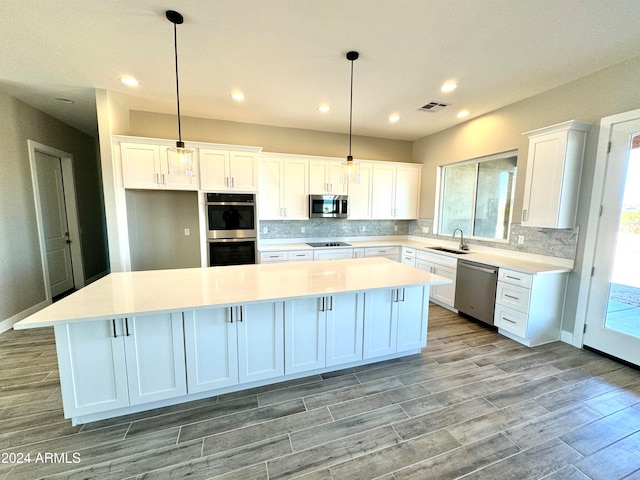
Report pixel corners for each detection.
[260,218,578,260]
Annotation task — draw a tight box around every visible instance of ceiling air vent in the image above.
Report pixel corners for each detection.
[418,101,450,113]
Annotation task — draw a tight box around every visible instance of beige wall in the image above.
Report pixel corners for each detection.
[125,190,200,271]
[412,54,640,334]
[0,90,108,325]
[129,111,413,163]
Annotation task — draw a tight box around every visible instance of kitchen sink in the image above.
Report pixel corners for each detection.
[428,246,470,255]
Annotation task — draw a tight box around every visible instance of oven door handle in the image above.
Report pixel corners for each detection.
[207,237,256,243]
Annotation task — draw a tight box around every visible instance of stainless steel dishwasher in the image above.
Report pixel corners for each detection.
[454,260,498,325]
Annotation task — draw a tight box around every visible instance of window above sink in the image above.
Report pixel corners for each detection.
[437,150,517,241]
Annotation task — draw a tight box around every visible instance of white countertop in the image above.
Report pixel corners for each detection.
[258,239,572,275]
[14,258,450,329]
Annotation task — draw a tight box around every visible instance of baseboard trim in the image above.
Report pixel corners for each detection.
[560,330,574,345]
[1,300,50,333]
[85,270,108,285]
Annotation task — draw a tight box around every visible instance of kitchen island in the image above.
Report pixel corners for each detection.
[15,258,449,425]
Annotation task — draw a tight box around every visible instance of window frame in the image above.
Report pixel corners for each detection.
[435,150,518,242]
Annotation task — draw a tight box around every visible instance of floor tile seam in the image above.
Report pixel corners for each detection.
[302,377,406,410]
[483,374,570,404]
[257,376,360,407]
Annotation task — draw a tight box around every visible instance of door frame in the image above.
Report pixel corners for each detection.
[28,140,85,303]
[572,108,640,347]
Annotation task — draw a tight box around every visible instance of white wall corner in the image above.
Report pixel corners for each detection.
[0,300,50,334]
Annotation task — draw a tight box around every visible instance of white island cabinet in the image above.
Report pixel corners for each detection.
[16,258,449,425]
[54,312,186,419]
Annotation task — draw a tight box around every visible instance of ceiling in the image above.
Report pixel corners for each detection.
[3,0,640,141]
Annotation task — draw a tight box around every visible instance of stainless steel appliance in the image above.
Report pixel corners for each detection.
[309,195,348,218]
[454,260,498,325]
[205,193,256,266]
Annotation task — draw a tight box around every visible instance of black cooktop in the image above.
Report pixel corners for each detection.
[306,242,351,248]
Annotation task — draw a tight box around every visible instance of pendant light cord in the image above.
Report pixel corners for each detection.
[348,57,354,159]
[172,21,183,144]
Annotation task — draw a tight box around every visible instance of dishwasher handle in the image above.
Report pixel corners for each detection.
[458,262,497,275]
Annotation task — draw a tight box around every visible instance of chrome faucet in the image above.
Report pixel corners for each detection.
[452,228,469,251]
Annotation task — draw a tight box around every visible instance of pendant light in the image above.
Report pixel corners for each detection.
[166,10,194,176]
[341,51,360,185]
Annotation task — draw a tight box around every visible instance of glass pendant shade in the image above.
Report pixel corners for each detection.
[167,141,195,176]
[341,155,360,184]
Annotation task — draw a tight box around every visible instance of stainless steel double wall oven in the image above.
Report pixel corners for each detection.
[206,193,256,266]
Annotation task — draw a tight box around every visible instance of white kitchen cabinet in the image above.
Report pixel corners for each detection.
[54,320,130,418]
[521,120,591,228]
[183,308,239,394]
[54,312,186,418]
[494,268,568,346]
[199,149,258,192]
[284,297,327,374]
[353,247,365,259]
[416,250,457,310]
[364,246,400,262]
[236,302,285,383]
[363,286,428,359]
[123,313,187,405]
[309,159,347,195]
[371,163,421,220]
[313,248,353,261]
[347,162,373,219]
[259,156,309,220]
[121,142,198,191]
[184,302,284,392]
[284,292,364,374]
[401,247,416,267]
[259,250,313,264]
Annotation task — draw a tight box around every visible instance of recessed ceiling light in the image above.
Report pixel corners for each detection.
[457,110,470,118]
[230,91,245,101]
[389,113,400,123]
[441,81,457,93]
[55,97,74,104]
[318,104,330,113]
[120,75,139,87]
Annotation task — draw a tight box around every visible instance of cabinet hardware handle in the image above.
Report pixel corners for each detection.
[506,275,522,281]
[125,319,131,336]
[112,319,118,338]
[161,174,166,185]
[400,288,406,302]
[504,294,520,300]
[239,306,243,322]
[522,209,528,222]
[231,177,235,188]
[320,297,325,312]
[230,308,234,323]
[328,296,333,311]
[225,177,229,187]
[502,317,517,324]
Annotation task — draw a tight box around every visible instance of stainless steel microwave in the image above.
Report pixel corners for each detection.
[309,195,348,218]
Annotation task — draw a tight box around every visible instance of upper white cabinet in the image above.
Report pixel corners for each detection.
[199,149,258,192]
[259,156,309,220]
[121,142,199,191]
[521,120,591,228]
[371,163,421,219]
[309,159,347,195]
[347,161,373,220]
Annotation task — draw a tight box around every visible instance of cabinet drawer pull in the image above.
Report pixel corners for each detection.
[504,294,520,300]
[231,177,235,188]
[505,275,522,281]
[502,317,517,324]
[112,319,118,338]
[400,288,405,302]
[125,319,131,336]
[230,308,234,323]
[320,297,325,312]
[238,306,243,322]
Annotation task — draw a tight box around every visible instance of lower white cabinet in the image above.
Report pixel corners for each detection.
[494,268,567,346]
[364,246,400,262]
[363,286,427,359]
[401,247,417,267]
[184,302,285,392]
[284,293,364,374]
[55,312,186,418]
[416,251,457,310]
[313,248,353,261]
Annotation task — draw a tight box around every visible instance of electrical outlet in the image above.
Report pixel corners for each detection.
[517,235,524,245]
[184,228,190,236]
[394,224,398,232]
[422,226,429,234]
[361,225,366,232]
[301,226,305,234]
[262,226,268,235]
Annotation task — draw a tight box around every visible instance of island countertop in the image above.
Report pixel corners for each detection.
[15,258,450,329]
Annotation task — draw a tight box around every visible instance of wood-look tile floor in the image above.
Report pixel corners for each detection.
[2,304,640,479]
